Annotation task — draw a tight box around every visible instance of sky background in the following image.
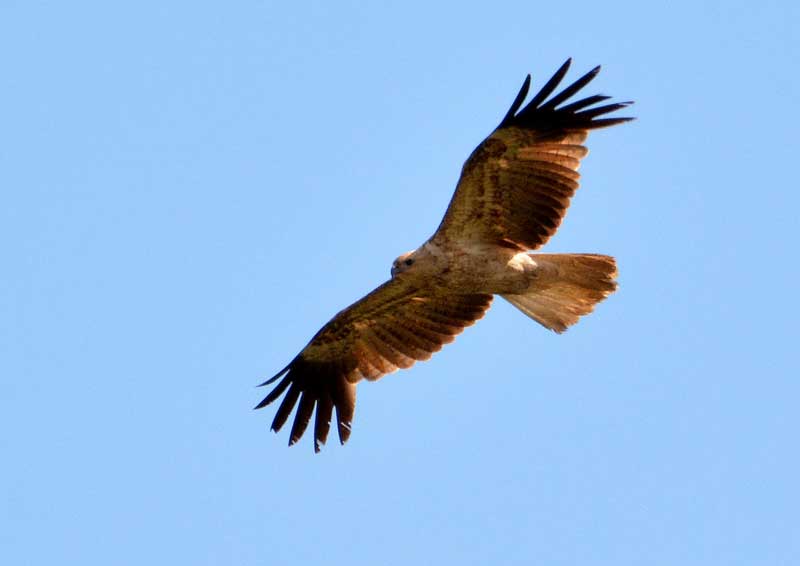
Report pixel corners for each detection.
[2,1,799,565]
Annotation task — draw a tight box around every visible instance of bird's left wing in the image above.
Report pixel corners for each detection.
[257,276,493,451]
[431,59,633,251]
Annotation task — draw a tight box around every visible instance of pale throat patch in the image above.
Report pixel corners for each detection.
[421,241,443,257]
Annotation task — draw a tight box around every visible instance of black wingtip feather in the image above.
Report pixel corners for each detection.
[586,117,635,129]
[314,392,334,453]
[253,374,291,410]
[288,393,316,447]
[575,102,632,120]
[270,383,301,433]
[498,74,531,129]
[332,376,355,445]
[526,58,572,109]
[558,94,611,113]
[256,360,293,387]
[539,65,601,110]
[337,419,353,445]
[497,60,634,133]
[256,358,357,452]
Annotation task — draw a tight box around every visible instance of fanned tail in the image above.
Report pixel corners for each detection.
[502,253,617,333]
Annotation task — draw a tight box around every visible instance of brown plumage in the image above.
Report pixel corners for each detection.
[257,59,633,451]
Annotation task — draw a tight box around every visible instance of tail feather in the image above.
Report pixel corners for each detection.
[502,253,617,333]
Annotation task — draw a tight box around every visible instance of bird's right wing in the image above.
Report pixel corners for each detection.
[256,276,492,451]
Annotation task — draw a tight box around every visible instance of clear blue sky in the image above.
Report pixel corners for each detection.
[2,1,798,565]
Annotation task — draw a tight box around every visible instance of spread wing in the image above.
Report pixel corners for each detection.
[256,276,493,452]
[432,58,633,251]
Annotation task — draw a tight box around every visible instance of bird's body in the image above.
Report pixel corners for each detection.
[393,240,534,295]
[257,59,633,451]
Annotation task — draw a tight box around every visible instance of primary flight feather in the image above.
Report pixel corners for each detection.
[257,59,633,452]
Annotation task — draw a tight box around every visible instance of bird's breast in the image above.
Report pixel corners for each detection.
[428,244,532,295]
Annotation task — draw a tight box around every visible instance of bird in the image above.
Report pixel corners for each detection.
[256,59,633,452]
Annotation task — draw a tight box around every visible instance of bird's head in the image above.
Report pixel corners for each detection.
[391,251,417,277]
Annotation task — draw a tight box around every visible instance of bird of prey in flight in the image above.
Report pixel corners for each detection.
[257,59,633,452]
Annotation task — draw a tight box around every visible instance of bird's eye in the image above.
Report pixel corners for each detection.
[404,258,414,266]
